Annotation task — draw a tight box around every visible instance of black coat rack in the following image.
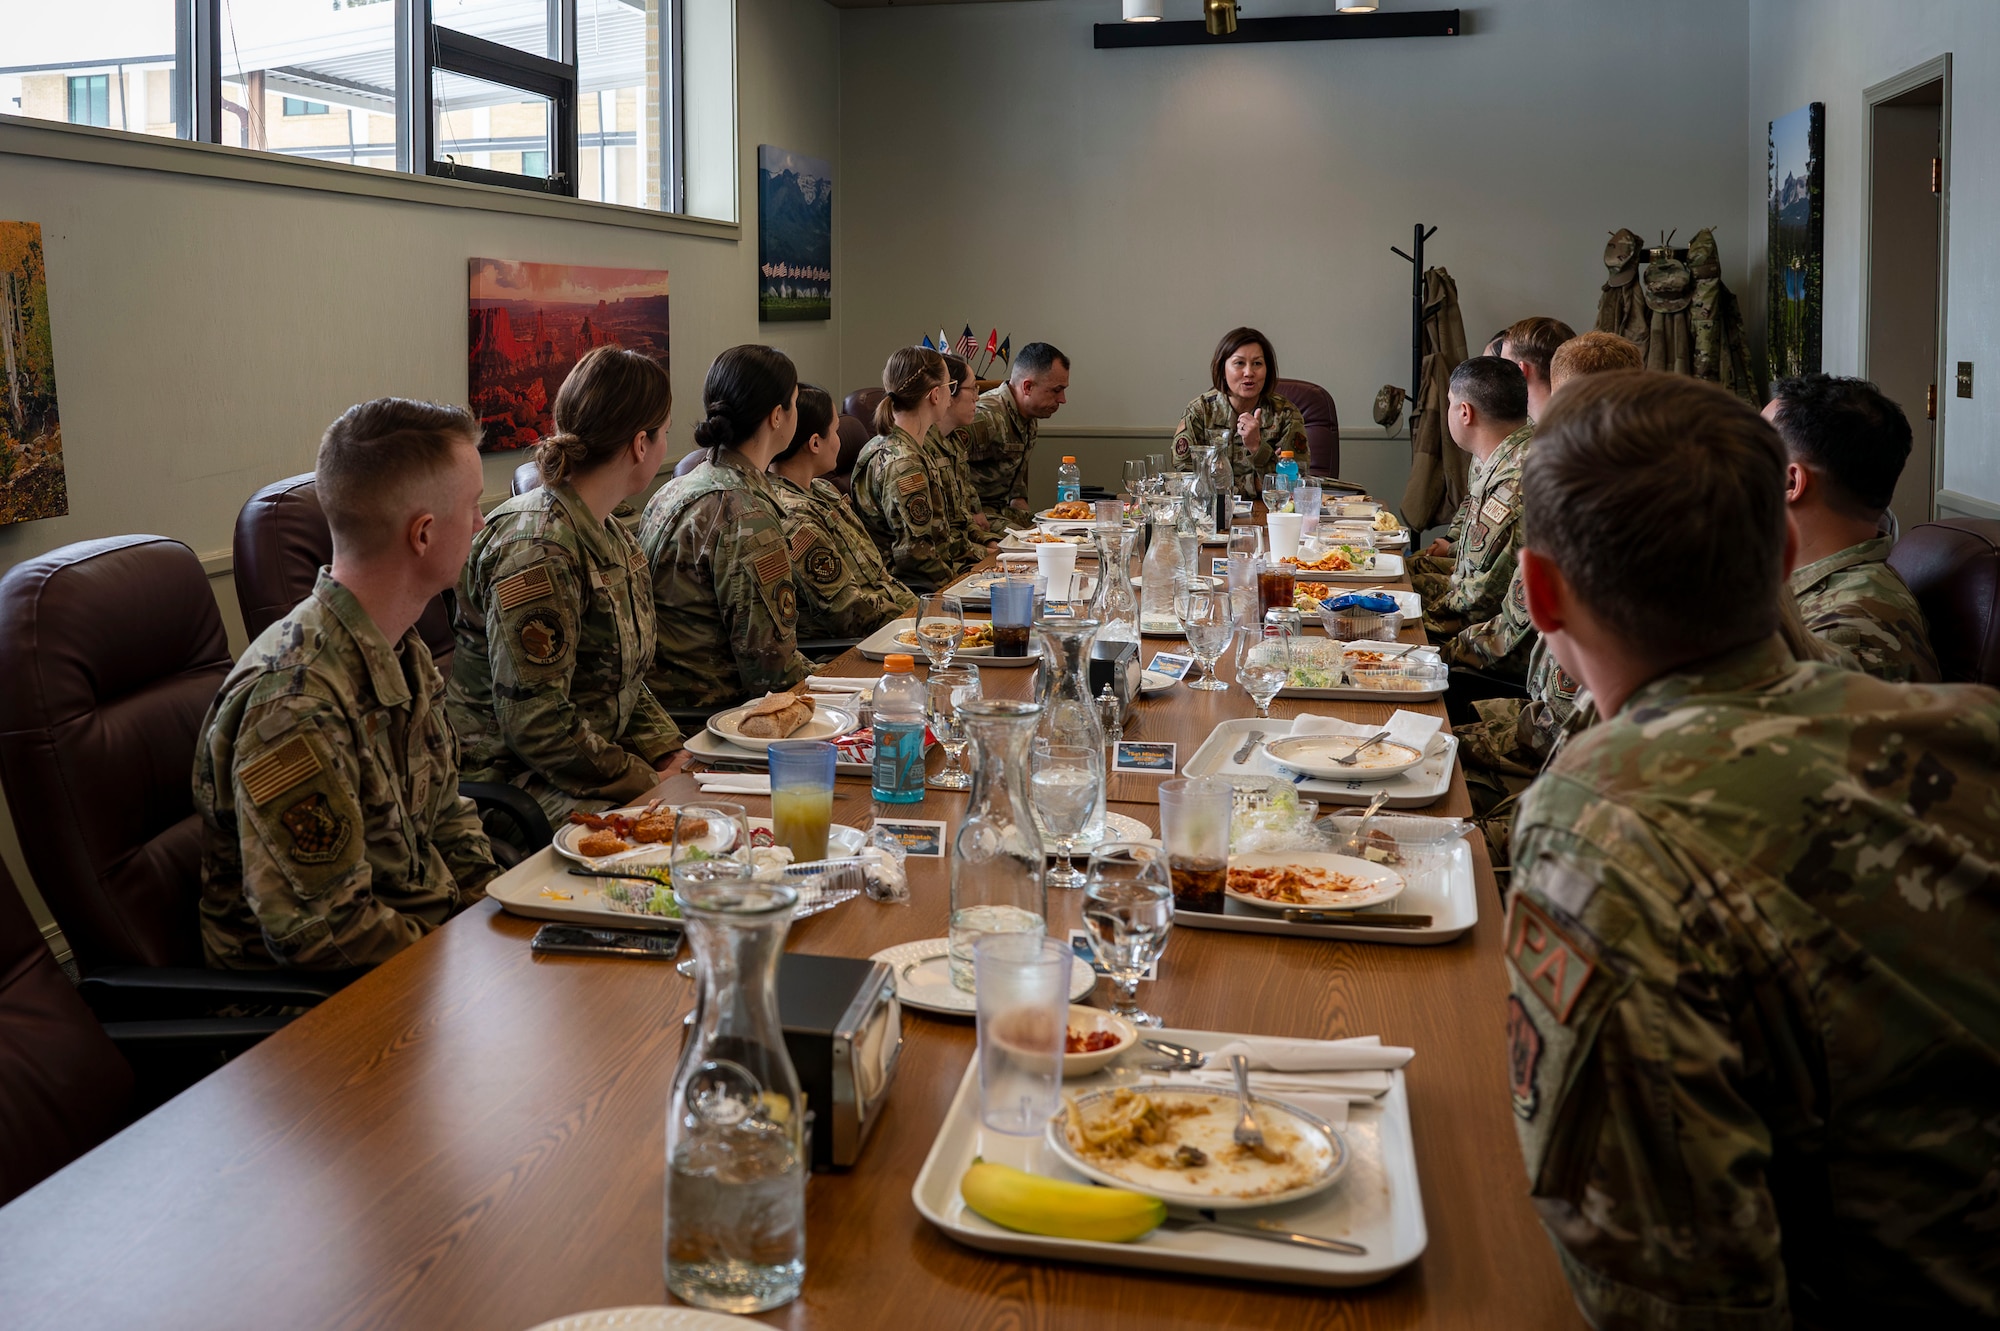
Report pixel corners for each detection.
[1390,223,1437,437]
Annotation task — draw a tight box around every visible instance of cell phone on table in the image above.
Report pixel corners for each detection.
[531,922,683,960]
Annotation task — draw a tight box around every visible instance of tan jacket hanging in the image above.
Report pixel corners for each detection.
[1399,266,1470,532]
[1642,247,1693,377]
[1687,228,1758,405]
[1594,228,1649,354]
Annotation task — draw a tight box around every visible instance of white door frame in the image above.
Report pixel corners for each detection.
[1859,53,1951,523]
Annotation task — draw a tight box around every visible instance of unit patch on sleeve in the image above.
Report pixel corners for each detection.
[239,735,323,806]
[774,581,797,621]
[495,563,556,611]
[517,607,569,665]
[804,545,843,587]
[280,791,352,864]
[1505,893,1598,1024]
[906,494,933,527]
[1506,994,1544,1120]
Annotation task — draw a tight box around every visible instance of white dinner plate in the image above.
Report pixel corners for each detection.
[705,701,858,748]
[551,805,741,868]
[1047,1083,1350,1210]
[524,1308,765,1331]
[1260,735,1426,782]
[999,529,1092,552]
[1140,670,1178,695]
[1224,851,1408,913]
[870,937,1096,1016]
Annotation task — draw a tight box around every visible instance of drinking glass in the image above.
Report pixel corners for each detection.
[1030,743,1103,889]
[767,741,835,860]
[1082,842,1174,1026]
[1146,452,1168,480]
[1179,580,1235,691]
[1121,458,1147,505]
[916,593,966,669]
[1236,627,1291,718]
[1159,777,1232,914]
[974,933,1072,1135]
[926,666,981,790]
[670,800,753,976]
[1261,474,1284,512]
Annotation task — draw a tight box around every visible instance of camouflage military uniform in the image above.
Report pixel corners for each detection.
[1790,535,1940,684]
[194,571,497,970]
[1169,390,1306,499]
[935,425,997,550]
[1459,635,1594,871]
[919,425,979,570]
[852,426,970,593]
[965,384,1040,529]
[769,472,918,639]
[449,481,683,824]
[638,447,814,709]
[1414,422,1532,639]
[1507,636,2000,1327]
[1439,560,1538,683]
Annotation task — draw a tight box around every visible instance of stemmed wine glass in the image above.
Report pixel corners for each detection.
[925,666,980,790]
[1121,458,1147,508]
[1082,841,1175,1027]
[668,800,752,977]
[1030,743,1102,889]
[916,593,965,670]
[1236,625,1292,718]
[1179,579,1235,691]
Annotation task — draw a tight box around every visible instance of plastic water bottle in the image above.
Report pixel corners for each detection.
[871,653,927,804]
[1056,456,1081,504]
[1275,450,1301,493]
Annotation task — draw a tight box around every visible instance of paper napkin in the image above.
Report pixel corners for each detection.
[694,774,773,795]
[1289,708,1445,757]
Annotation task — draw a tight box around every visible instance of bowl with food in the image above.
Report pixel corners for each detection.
[1062,1005,1139,1077]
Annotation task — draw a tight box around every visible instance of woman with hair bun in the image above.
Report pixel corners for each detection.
[449,344,686,822]
[639,344,814,708]
[768,383,917,639]
[852,345,973,593]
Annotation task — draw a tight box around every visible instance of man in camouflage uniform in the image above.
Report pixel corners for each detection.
[1168,389,1305,499]
[449,478,684,824]
[1507,372,2000,1326]
[1413,357,1532,641]
[639,445,814,709]
[1765,374,1940,683]
[769,468,918,638]
[967,342,1070,529]
[852,424,971,594]
[195,400,497,970]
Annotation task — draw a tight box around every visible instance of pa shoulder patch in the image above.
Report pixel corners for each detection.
[240,735,323,806]
[1506,893,1598,1024]
[495,563,556,611]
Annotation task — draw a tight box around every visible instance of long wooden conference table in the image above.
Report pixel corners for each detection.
[0,542,1584,1330]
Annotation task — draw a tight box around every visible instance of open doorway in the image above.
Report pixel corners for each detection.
[1863,58,1949,533]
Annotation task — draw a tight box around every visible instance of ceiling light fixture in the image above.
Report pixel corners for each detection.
[1203,0,1238,35]
[1123,0,1163,19]
[1336,0,1379,9]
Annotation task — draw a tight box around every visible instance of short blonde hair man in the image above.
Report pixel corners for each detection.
[1549,332,1644,391]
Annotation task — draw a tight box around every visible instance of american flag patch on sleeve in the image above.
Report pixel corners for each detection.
[753,547,791,586]
[495,564,555,610]
[239,735,323,806]
[897,472,927,495]
[788,528,819,560]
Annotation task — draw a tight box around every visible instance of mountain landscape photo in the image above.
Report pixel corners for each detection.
[1766,103,1823,380]
[758,145,832,322]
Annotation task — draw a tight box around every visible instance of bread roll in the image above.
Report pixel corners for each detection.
[736,692,816,740]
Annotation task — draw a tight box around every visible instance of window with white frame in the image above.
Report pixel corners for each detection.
[0,0,724,220]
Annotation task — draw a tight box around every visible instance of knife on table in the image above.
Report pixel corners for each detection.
[1282,909,1433,928]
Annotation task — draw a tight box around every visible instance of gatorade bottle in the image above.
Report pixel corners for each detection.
[1275,450,1301,492]
[1056,456,1081,504]
[871,654,928,804]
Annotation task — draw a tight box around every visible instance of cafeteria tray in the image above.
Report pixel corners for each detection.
[911,1026,1426,1287]
[1182,718,1459,809]
[1286,552,1406,583]
[1275,640,1445,703]
[1172,834,1477,945]
[856,616,1038,667]
[683,729,876,775]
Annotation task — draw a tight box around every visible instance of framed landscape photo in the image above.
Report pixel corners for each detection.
[0,220,68,527]
[1766,102,1824,379]
[468,258,670,453]
[758,145,832,322]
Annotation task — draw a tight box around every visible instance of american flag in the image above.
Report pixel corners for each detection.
[955,324,976,359]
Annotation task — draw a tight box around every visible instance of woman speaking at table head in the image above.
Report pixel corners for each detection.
[767,383,918,639]
[1170,327,1306,498]
[852,345,971,593]
[449,345,687,824]
[639,344,815,709]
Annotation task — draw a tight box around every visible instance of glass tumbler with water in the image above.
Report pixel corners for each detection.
[665,876,805,1313]
[1082,841,1175,1027]
[974,933,1072,1136]
[1159,777,1233,914]
[948,699,1048,991]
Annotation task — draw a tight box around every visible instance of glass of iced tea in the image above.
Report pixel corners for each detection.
[1257,564,1295,618]
[1158,777,1232,914]
[767,741,836,861]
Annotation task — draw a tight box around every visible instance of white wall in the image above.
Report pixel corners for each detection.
[0,0,841,941]
[837,0,1752,470]
[1746,0,2000,514]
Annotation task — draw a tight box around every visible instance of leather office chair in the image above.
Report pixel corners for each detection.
[233,471,458,674]
[1276,378,1360,490]
[0,859,134,1206]
[828,416,869,496]
[1887,518,2000,686]
[512,458,542,497]
[673,447,708,479]
[0,536,346,1099]
[843,388,886,431]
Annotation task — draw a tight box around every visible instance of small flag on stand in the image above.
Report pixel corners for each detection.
[997,335,1011,369]
[956,324,976,359]
[920,334,935,350]
[939,329,950,357]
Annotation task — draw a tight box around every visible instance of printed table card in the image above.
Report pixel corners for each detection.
[872,818,946,857]
[1112,741,1177,774]
[1146,652,1193,681]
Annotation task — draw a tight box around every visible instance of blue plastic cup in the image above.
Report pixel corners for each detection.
[991,577,1036,628]
[767,739,837,860]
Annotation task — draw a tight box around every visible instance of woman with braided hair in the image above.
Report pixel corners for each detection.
[449,344,687,823]
[638,344,815,708]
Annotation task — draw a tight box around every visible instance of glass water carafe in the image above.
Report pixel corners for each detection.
[665,879,806,1313]
[1204,431,1236,529]
[1140,511,1184,627]
[1091,523,1141,647]
[1032,615,1108,849]
[1188,444,1221,537]
[949,699,1048,990]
